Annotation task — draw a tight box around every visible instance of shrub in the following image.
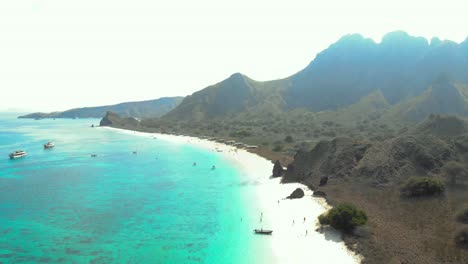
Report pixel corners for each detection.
[317,203,368,233]
[456,205,468,224]
[284,135,294,143]
[229,130,252,138]
[400,177,445,197]
[318,214,330,225]
[272,145,283,152]
[443,161,468,185]
[454,228,468,249]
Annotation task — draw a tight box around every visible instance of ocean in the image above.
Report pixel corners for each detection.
[0,114,271,263]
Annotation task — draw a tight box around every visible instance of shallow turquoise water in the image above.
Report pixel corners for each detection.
[0,114,268,263]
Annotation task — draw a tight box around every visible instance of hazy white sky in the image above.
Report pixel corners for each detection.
[1,0,467,112]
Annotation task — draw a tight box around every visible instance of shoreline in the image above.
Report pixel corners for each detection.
[101,126,361,263]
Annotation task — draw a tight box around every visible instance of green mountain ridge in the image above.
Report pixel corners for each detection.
[19,97,184,119]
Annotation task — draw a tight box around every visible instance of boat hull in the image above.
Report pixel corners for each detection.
[9,154,26,159]
[254,229,273,235]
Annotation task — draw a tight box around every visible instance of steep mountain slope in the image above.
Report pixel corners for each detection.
[19,97,184,119]
[408,114,468,137]
[163,31,468,121]
[163,73,289,121]
[385,77,468,122]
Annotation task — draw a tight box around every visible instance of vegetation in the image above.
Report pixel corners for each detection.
[456,205,468,224]
[455,228,468,249]
[400,177,445,197]
[272,144,283,152]
[318,203,368,233]
[443,161,468,185]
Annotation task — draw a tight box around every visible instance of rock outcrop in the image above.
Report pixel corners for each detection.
[100,111,139,128]
[287,188,305,199]
[319,176,329,186]
[272,160,285,177]
[313,190,327,197]
[283,128,458,186]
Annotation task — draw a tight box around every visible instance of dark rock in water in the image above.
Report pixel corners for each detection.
[313,190,327,197]
[319,176,329,186]
[287,188,305,199]
[272,160,284,177]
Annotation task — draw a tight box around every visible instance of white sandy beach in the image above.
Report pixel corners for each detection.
[102,127,361,264]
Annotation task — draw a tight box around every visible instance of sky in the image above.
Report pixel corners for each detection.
[0,0,467,112]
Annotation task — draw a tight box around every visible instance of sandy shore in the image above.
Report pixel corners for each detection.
[102,127,361,264]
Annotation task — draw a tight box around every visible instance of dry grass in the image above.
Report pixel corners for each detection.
[318,181,468,264]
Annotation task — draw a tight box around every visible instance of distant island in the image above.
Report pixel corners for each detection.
[96,31,468,263]
[18,96,183,119]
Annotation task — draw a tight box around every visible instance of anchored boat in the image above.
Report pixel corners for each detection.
[43,142,55,149]
[9,150,27,159]
[254,229,273,235]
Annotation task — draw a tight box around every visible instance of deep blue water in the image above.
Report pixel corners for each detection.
[0,114,267,263]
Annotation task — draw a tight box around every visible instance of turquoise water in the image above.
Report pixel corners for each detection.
[0,114,269,263]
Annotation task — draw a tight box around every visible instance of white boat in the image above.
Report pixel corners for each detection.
[9,150,27,159]
[43,142,55,149]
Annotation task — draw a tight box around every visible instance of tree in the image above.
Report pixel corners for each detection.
[318,203,368,233]
[443,161,468,185]
[284,135,294,143]
[456,205,468,224]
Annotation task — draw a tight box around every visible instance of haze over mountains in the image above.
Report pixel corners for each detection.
[19,97,183,119]
[163,31,468,123]
[21,31,468,125]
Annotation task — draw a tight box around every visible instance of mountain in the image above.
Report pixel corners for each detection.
[162,31,468,122]
[385,76,468,122]
[18,97,184,119]
[163,73,288,121]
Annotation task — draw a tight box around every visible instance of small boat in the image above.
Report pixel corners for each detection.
[91,154,97,157]
[254,229,273,235]
[132,151,137,154]
[43,142,55,149]
[9,150,27,159]
[193,162,197,166]
[211,165,216,170]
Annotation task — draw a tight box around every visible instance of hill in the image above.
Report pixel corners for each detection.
[385,76,468,122]
[163,73,288,121]
[281,115,468,263]
[18,97,184,119]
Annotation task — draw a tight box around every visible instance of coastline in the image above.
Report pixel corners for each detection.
[101,126,361,263]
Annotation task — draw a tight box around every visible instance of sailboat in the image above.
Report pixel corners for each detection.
[254,212,273,235]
